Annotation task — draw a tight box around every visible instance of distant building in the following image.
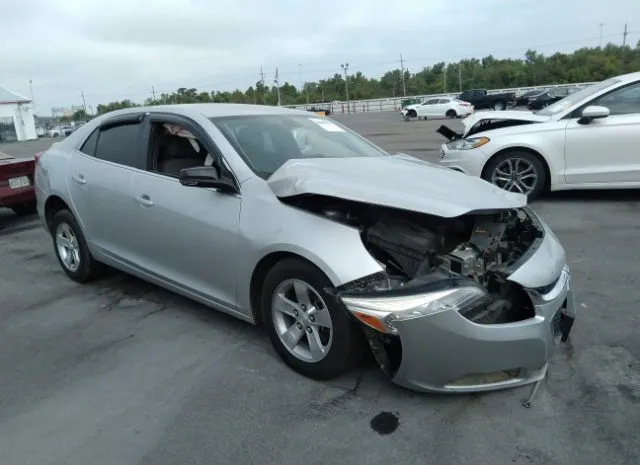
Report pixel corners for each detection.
[0,86,37,142]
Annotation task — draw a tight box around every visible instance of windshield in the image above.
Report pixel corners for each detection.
[536,78,621,116]
[210,114,388,179]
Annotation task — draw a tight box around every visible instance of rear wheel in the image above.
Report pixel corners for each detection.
[11,202,37,216]
[483,150,547,200]
[51,209,104,282]
[492,100,506,111]
[261,258,364,380]
[446,109,457,118]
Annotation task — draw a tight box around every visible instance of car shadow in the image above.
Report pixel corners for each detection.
[0,209,40,235]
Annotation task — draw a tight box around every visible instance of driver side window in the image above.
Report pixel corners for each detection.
[148,122,212,178]
[592,82,640,116]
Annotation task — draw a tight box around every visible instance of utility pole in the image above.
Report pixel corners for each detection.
[443,65,447,93]
[260,66,266,105]
[29,80,35,113]
[152,86,156,101]
[298,64,309,107]
[341,63,350,112]
[458,63,462,93]
[274,67,281,106]
[81,92,87,113]
[622,23,628,46]
[400,53,407,97]
[599,23,604,47]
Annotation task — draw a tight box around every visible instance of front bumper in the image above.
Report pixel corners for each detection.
[341,220,576,394]
[390,267,574,393]
[438,142,489,178]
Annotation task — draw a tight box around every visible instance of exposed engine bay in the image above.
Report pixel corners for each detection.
[284,194,544,326]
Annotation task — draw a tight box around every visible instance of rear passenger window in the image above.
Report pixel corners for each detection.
[95,123,141,168]
[79,129,99,156]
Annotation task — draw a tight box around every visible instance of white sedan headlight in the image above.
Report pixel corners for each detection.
[446,136,490,151]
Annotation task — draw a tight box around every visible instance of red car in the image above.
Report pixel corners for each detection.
[0,151,37,216]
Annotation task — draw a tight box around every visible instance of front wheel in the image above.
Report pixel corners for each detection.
[483,150,547,200]
[261,258,364,380]
[492,100,506,111]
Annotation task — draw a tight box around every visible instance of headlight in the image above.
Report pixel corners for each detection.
[341,284,491,334]
[446,136,490,151]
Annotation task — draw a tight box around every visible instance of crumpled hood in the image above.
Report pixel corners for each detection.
[462,110,551,136]
[267,154,526,218]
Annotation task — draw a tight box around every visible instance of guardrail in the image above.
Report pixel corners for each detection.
[289,82,596,114]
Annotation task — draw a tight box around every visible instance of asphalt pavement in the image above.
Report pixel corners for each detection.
[0,111,638,465]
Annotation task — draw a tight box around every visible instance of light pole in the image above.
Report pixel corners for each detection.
[341,63,350,112]
[298,63,309,108]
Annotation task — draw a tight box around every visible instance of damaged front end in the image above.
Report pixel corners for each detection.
[284,194,575,393]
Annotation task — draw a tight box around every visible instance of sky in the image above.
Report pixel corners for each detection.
[1,0,638,115]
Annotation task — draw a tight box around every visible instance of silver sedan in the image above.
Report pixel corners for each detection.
[34,104,576,393]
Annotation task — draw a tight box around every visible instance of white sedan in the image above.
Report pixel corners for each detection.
[401,97,474,121]
[438,71,640,199]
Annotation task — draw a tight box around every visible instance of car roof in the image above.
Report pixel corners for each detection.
[99,103,309,120]
[616,71,640,83]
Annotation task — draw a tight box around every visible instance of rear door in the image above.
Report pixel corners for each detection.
[67,114,147,262]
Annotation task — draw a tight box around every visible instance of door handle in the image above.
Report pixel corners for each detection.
[72,174,86,185]
[136,194,154,207]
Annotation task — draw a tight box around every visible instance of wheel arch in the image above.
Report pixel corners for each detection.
[481,146,551,192]
[44,195,71,234]
[249,251,335,326]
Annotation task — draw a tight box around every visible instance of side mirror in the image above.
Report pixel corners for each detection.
[179,166,237,194]
[578,105,610,124]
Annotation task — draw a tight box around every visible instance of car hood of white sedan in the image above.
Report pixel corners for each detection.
[267,154,527,218]
[462,110,551,136]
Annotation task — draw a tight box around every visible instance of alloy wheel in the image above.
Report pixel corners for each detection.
[55,222,81,272]
[490,157,539,194]
[271,278,333,363]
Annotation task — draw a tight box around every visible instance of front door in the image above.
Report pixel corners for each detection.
[128,115,242,309]
[564,81,640,185]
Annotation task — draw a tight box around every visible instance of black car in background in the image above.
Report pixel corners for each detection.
[527,87,570,110]
[515,89,548,107]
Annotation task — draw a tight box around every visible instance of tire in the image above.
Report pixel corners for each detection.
[483,150,547,200]
[261,258,364,380]
[50,209,104,283]
[11,202,37,216]
[492,100,506,111]
[407,109,417,118]
[446,109,457,118]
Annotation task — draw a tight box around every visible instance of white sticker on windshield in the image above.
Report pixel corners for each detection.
[309,118,345,132]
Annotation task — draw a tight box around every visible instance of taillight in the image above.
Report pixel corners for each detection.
[34,151,44,164]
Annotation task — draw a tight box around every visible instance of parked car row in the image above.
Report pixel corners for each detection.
[437,71,640,199]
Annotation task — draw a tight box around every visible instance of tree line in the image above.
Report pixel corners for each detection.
[91,42,640,117]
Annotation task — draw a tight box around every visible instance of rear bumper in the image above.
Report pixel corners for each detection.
[390,266,574,393]
[0,185,35,208]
